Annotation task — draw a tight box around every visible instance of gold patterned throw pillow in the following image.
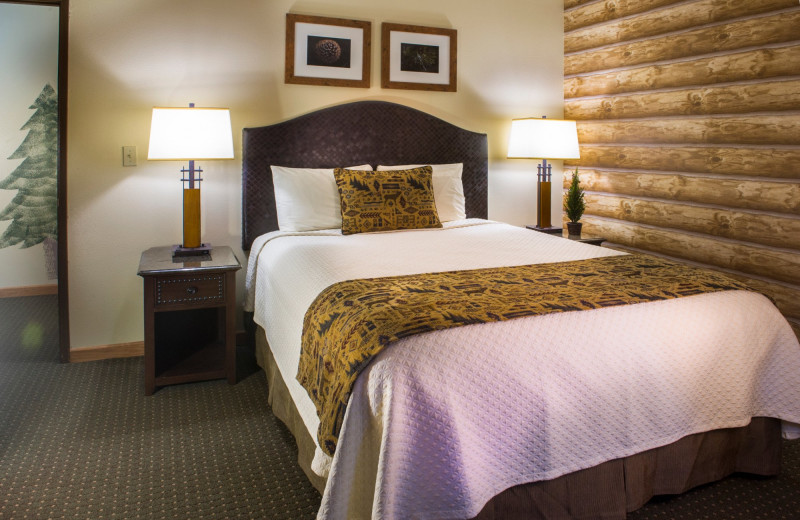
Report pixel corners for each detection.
[334,166,443,235]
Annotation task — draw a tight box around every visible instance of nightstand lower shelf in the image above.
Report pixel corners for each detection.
[154,341,227,387]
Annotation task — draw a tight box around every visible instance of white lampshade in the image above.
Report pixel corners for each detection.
[148,107,234,160]
[507,118,580,160]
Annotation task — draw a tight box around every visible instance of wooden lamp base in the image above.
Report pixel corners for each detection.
[528,158,554,231]
[173,187,211,257]
[537,180,551,229]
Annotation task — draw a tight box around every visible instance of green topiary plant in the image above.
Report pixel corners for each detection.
[564,168,586,223]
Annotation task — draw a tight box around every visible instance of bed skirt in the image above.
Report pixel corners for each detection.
[255,327,782,519]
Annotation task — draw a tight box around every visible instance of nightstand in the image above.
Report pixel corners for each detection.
[561,229,605,246]
[137,245,241,395]
[526,225,606,246]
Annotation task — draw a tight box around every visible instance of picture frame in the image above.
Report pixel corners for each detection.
[285,13,371,88]
[381,23,457,92]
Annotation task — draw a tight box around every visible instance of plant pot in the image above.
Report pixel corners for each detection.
[567,222,582,237]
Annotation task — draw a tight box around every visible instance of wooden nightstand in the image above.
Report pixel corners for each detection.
[526,225,606,246]
[562,229,605,246]
[138,245,241,395]
[525,225,562,236]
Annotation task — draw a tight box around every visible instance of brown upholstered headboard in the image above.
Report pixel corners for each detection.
[241,101,488,250]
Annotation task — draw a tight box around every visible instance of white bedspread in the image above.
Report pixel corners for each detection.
[245,220,800,520]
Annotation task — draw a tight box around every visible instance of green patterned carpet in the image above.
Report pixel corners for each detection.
[1,295,798,519]
[0,295,320,519]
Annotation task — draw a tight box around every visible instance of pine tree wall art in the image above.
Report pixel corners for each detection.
[0,83,58,279]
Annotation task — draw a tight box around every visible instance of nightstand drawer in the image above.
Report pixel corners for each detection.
[155,274,225,306]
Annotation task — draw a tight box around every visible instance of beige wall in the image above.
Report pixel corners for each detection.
[67,0,565,349]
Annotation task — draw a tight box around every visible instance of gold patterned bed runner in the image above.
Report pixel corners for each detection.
[297,254,749,455]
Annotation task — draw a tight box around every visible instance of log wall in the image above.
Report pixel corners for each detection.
[563,0,800,338]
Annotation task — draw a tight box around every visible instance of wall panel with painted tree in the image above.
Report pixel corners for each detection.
[0,4,60,291]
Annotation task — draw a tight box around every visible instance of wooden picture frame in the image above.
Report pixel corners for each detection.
[285,13,371,88]
[381,23,457,92]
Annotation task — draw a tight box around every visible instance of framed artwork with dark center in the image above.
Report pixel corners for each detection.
[285,14,371,88]
[382,23,457,92]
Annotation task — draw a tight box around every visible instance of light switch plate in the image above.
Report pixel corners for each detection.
[122,146,137,167]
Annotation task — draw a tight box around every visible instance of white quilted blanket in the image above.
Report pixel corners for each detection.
[245,220,800,520]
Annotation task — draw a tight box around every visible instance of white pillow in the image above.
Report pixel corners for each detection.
[271,164,372,231]
[377,163,466,222]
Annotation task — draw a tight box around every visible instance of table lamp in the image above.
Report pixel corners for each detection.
[148,104,234,257]
[508,117,580,231]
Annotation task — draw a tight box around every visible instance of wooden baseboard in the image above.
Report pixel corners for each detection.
[0,284,58,298]
[70,341,144,363]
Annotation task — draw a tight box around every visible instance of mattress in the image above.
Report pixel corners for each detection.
[245,219,800,519]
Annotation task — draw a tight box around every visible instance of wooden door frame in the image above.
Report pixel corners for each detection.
[57,0,69,363]
[1,0,70,362]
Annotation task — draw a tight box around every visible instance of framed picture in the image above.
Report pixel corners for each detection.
[285,14,371,88]
[381,23,457,92]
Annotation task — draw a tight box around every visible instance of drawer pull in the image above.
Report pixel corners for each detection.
[186,286,198,295]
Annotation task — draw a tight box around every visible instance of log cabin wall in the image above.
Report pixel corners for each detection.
[563,0,800,339]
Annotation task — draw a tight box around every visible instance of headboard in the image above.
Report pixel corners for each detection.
[241,100,488,250]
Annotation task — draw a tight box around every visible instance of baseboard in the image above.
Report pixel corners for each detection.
[70,330,249,363]
[0,284,58,298]
[70,341,144,363]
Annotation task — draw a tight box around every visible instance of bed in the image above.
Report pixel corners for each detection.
[242,101,800,519]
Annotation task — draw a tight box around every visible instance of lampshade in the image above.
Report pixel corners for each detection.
[507,118,580,160]
[148,107,234,160]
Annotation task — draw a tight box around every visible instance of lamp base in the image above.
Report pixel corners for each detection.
[537,180,552,229]
[172,243,212,258]
[183,187,202,249]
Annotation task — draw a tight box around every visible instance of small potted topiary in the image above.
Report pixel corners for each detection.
[564,168,586,237]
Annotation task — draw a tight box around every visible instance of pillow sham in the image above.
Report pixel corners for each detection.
[271,164,372,232]
[334,166,443,235]
[377,163,465,222]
